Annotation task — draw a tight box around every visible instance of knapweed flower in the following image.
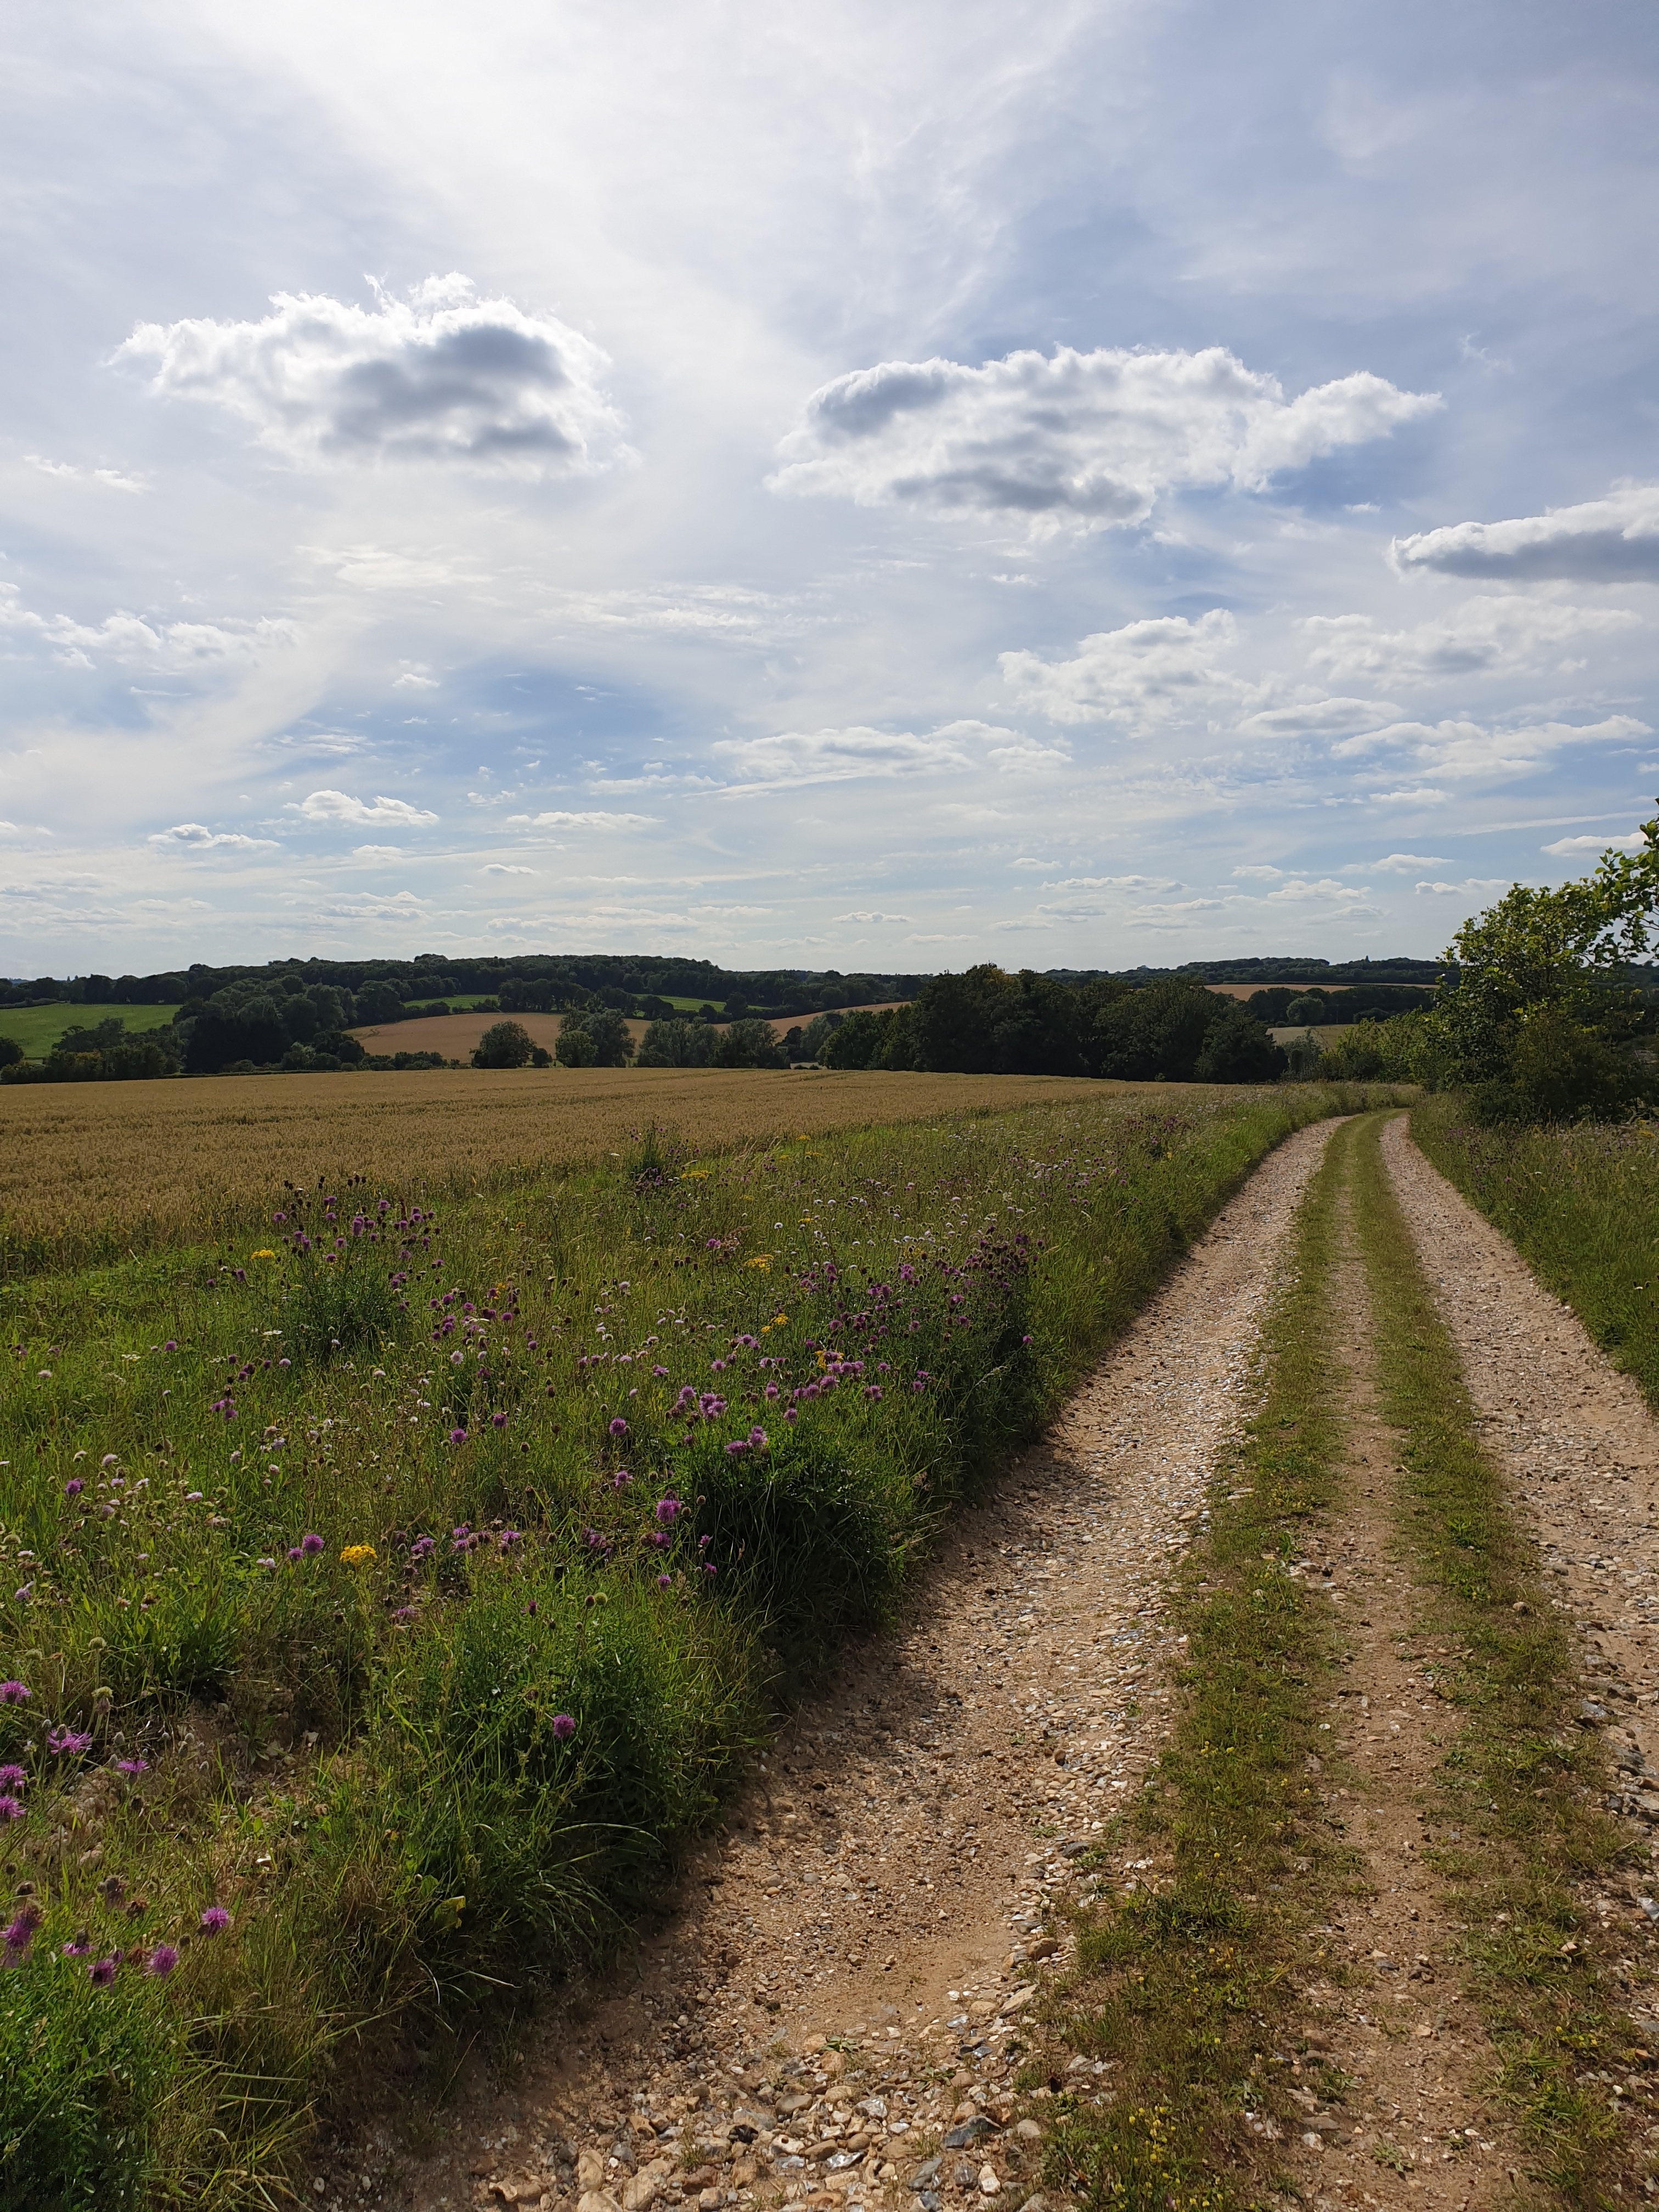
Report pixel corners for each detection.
[498,1529,521,1550]
[286,1546,303,1563]
[164,1339,177,1351]
[47,1729,93,1756]
[300,1532,324,1556]
[61,1932,91,1959]
[608,1417,629,1438]
[145,1944,180,1977]
[115,1759,148,1780]
[339,1544,376,1566]
[0,1765,23,1788]
[448,1426,467,1445]
[550,1714,576,1742]
[748,1427,768,1449]
[409,1536,435,1560]
[0,1683,30,1706]
[449,1350,465,1367]
[88,1954,120,1987]
[391,1605,416,1623]
[654,1496,680,1526]
[657,1573,673,1589]
[490,1410,507,1429]
[198,1906,231,1936]
[611,1469,633,1491]
[0,1798,22,1825]
[64,1477,83,1499]
[4,1904,41,1955]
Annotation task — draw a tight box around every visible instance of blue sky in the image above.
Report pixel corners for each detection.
[3,0,1657,974]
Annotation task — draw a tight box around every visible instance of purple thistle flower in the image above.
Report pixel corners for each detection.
[657,1573,673,1589]
[551,1713,576,1742]
[0,1765,23,1788]
[198,1906,230,1936]
[864,1385,883,1401]
[748,1427,768,1449]
[499,1529,521,1549]
[164,1339,177,1351]
[654,1496,680,1526]
[4,1904,41,1954]
[0,1683,29,1706]
[725,1438,749,1455]
[47,1729,93,1756]
[410,1536,435,1560]
[608,1417,629,1437]
[286,1545,303,1562]
[64,1477,83,1498]
[703,1561,718,1576]
[61,1933,91,1959]
[145,1944,180,1977]
[448,1426,468,1444]
[391,1605,416,1623]
[611,1468,633,1491]
[300,1532,324,1556]
[89,1954,120,1987]
[490,1410,507,1428]
[115,1758,148,1779]
[784,1407,798,1423]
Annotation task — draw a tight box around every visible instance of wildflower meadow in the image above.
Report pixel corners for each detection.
[0,1084,1389,2207]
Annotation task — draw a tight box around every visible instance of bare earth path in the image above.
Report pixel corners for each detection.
[1381,1118,1659,2038]
[331,1123,1342,2212]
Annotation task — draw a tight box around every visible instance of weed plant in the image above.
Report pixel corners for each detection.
[0,1086,1390,2207]
[1411,1096,1659,1412]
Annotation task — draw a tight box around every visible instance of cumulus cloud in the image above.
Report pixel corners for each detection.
[770,345,1438,534]
[1304,595,1641,684]
[1232,864,1283,879]
[1392,485,1659,583]
[295,789,439,826]
[1369,786,1449,804]
[26,455,147,492]
[117,273,629,477]
[1045,873,1178,891]
[0,585,295,670]
[1414,878,1510,897]
[711,723,977,789]
[1262,876,1369,903]
[148,822,275,850]
[1365,852,1449,872]
[1333,712,1648,782]
[483,862,537,875]
[1001,610,1245,729]
[504,809,657,828]
[831,909,913,923]
[1542,830,1646,856]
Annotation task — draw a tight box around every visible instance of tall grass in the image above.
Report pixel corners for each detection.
[1410,1097,1659,1410]
[0,1086,1391,2207]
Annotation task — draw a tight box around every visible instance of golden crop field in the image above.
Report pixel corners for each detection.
[0,1064,1113,1272]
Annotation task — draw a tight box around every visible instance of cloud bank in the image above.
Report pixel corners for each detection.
[770,346,1438,532]
[1392,485,1659,583]
[118,274,629,477]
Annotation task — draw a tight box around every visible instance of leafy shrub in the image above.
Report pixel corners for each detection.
[635,1018,714,1068]
[472,1020,535,1070]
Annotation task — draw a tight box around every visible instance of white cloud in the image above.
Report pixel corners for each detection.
[505,809,658,828]
[770,345,1438,534]
[311,889,428,918]
[295,789,439,826]
[1333,711,1648,782]
[1365,851,1449,872]
[1369,786,1449,804]
[711,723,977,789]
[1238,696,1399,737]
[483,861,536,875]
[26,455,148,492]
[1414,877,1510,896]
[392,663,439,689]
[1542,830,1646,856]
[1232,864,1283,879]
[0,585,295,671]
[987,736,1072,772]
[831,908,913,923]
[1392,484,1659,584]
[148,822,275,850]
[1304,595,1641,684]
[1001,609,1244,729]
[1262,876,1369,903]
[1046,873,1178,891]
[117,273,629,478]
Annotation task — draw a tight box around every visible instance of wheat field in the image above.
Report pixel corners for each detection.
[0,1064,1110,1272]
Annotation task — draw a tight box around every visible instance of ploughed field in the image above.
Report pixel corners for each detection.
[0,1080,1373,2207]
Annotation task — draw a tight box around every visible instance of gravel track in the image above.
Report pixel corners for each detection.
[343,1122,1340,2212]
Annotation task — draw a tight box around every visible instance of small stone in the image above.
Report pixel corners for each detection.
[978,2168,1000,2196]
[1026,1939,1058,1962]
[822,2051,845,2080]
[698,2192,721,2211]
[579,2153,608,2192]
[952,2163,979,2190]
[1011,2123,1043,2145]
[579,2192,623,2212]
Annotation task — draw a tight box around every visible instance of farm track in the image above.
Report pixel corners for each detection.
[321,1114,1659,2212]
[324,1124,1342,2212]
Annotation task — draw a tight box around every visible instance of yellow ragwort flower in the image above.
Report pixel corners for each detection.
[339,1543,376,1565]
[250,1249,276,1260]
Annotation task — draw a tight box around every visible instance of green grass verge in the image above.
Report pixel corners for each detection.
[1350,1113,1644,2200]
[0,1086,1398,2209]
[1042,1113,1359,2212]
[1410,1095,1659,1414]
[0,1004,178,1058]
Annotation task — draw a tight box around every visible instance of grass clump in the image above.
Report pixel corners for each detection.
[1043,1113,1357,2212]
[1351,1111,1643,2199]
[0,1085,1398,2207]
[1410,1094,1659,1412]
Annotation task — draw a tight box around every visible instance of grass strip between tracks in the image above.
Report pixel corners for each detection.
[1041,1115,1359,2211]
[1350,1112,1646,2201]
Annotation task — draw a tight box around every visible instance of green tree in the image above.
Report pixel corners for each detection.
[473,1019,536,1069]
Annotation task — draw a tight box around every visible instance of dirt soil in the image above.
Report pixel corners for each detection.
[318,1122,1341,2212]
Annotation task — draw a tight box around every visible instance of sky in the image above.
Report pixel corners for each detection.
[3,0,1658,977]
